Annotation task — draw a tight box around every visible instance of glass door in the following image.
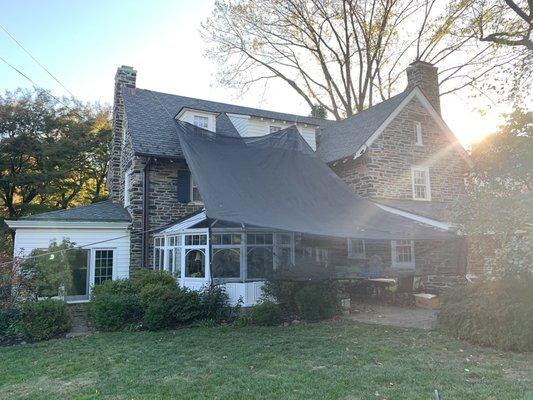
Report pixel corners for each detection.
[67,249,90,302]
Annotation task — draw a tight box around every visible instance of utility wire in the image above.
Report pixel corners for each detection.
[0,22,76,98]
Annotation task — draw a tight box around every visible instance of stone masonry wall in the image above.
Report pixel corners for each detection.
[333,96,468,202]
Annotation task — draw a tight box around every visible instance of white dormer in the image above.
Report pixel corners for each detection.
[176,108,217,132]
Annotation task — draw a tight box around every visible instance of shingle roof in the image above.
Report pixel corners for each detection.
[317,90,411,163]
[122,88,333,158]
[19,201,131,222]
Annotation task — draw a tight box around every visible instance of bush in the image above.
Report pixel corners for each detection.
[198,285,234,322]
[248,302,282,326]
[20,299,71,341]
[294,282,337,322]
[132,269,176,289]
[438,277,533,351]
[0,308,22,337]
[89,279,142,331]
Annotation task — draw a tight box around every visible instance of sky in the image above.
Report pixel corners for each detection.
[0,0,510,147]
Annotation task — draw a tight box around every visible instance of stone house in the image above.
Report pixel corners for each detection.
[6,61,471,304]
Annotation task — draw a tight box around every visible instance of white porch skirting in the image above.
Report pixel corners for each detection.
[180,279,265,307]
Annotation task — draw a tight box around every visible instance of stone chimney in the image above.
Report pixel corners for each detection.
[108,66,137,202]
[406,61,440,114]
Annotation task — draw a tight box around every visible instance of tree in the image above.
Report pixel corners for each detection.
[453,109,532,277]
[202,0,526,119]
[310,104,328,119]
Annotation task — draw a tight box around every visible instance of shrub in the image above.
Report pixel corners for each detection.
[198,285,233,322]
[438,277,533,351]
[132,269,176,290]
[0,308,22,337]
[20,299,71,341]
[261,279,304,315]
[173,288,203,323]
[89,279,142,331]
[248,301,282,326]
[294,282,337,322]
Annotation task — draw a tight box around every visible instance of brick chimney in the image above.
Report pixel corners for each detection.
[406,61,440,115]
[108,66,137,202]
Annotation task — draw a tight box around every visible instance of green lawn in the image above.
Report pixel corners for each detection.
[0,321,531,400]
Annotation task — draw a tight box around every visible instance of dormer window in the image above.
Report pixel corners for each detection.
[411,166,431,201]
[269,125,282,133]
[414,121,423,146]
[193,115,209,129]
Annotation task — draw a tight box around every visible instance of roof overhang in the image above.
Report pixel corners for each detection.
[374,202,455,231]
[5,220,131,230]
[175,107,220,120]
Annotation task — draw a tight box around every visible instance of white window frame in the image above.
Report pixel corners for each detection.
[411,166,431,201]
[93,248,115,285]
[190,176,203,204]
[391,240,415,269]
[414,121,423,146]
[193,115,209,129]
[124,168,132,206]
[347,239,366,259]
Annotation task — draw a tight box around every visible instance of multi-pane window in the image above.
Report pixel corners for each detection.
[411,167,431,200]
[185,234,207,246]
[166,235,182,277]
[193,115,209,129]
[414,121,423,145]
[247,233,274,280]
[269,125,282,133]
[274,233,293,269]
[212,233,242,279]
[94,250,113,285]
[392,240,415,268]
[154,237,165,270]
[347,239,365,259]
[190,177,203,204]
[185,249,206,278]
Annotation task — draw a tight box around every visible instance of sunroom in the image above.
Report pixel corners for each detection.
[153,212,295,306]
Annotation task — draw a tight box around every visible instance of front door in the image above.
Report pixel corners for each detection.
[67,249,90,302]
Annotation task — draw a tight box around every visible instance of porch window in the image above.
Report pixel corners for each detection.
[154,237,165,270]
[274,233,293,269]
[185,249,205,278]
[166,235,182,277]
[94,250,113,285]
[411,166,431,201]
[347,239,365,259]
[247,233,274,280]
[391,240,415,268]
[185,234,207,246]
[212,233,242,279]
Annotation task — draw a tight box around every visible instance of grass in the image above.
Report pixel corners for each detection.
[0,321,531,400]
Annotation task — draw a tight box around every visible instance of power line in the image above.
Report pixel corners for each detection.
[0,22,76,98]
[0,55,86,121]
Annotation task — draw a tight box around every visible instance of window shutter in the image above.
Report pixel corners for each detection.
[177,170,191,203]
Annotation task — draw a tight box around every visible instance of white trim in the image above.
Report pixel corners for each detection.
[414,121,423,146]
[347,238,366,259]
[391,240,415,269]
[124,167,132,207]
[374,203,454,231]
[352,88,473,167]
[176,108,219,120]
[5,220,130,229]
[226,113,251,120]
[160,211,207,234]
[411,165,432,201]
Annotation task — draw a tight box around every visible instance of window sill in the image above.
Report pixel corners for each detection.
[411,197,431,202]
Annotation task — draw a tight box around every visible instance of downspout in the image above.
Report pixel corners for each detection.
[141,157,153,268]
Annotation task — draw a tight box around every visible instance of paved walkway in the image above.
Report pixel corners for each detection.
[347,303,438,330]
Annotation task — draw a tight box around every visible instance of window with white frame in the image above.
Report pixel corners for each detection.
[247,233,274,280]
[414,121,423,145]
[347,239,365,259]
[193,115,209,129]
[184,233,208,278]
[411,166,431,200]
[391,240,415,268]
[153,237,165,270]
[274,233,293,269]
[166,235,182,277]
[94,250,114,285]
[190,177,203,204]
[269,125,282,133]
[124,168,132,206]
[212,233,242,279]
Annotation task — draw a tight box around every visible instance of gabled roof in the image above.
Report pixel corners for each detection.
[14,201,131,222]
[122,88,333,158]
[317,90,411,163]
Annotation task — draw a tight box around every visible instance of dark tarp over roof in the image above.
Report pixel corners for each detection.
[176,123,454,240]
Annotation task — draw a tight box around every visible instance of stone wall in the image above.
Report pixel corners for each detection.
[332,96,468,202]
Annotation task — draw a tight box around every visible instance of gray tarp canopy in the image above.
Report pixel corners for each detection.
[176,123,454,241]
